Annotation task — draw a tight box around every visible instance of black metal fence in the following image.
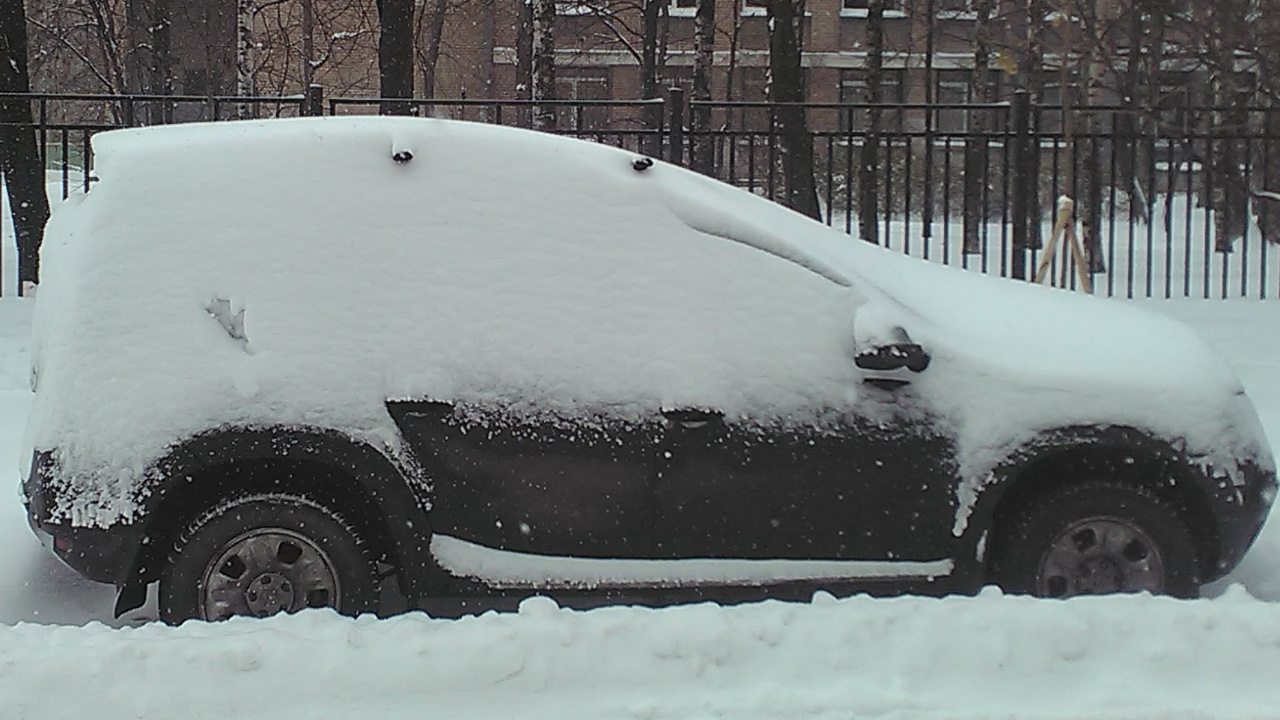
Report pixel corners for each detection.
[4,88,1278,299]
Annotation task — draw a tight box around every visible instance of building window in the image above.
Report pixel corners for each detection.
[1033,69,1078,135]
[669,0,696,16]
[729,68,773,130]
[839,69,904,133]
[555,68,611,130]
[935,0,973,14]
[841,0,903,16]
[1153,71,1198,131]
[935,70,969,133]
[931,70,1002,133]
[742,0,767,17]
[556,0,602,15]
[662,66,695,98]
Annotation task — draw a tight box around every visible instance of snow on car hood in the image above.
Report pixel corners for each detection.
[23,116,1272,528]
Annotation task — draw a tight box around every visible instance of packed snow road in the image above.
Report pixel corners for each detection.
[1,297,1279,719]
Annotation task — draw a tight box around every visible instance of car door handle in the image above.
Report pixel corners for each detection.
[661,408,723,429]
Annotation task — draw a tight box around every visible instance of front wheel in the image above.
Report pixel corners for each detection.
[992,482,1200,599]
[160,493,379,624]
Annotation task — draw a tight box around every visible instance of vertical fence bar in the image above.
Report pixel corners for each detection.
[824,136,835,226]
[1010,93,1031,281]
[843,122,855,234]
[943,137,952,264]
[903,131,913,256]
[1263,109,1273,299]
[883,137,893,250]
[1241,125,1253,298]
[303,85,324,116]
[1106,112,1118,298]
[667,87,685,167]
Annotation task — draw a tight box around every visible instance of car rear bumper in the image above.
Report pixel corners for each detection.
[23,451,144,586]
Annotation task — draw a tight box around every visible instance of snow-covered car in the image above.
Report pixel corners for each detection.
[21,117,1277,623]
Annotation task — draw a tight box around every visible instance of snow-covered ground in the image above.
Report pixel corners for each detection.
[2,295,1280,719]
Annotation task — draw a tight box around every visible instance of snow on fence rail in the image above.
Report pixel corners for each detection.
[3,90,1279,299]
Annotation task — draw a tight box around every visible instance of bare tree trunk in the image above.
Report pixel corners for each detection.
[725,1,742,103]
[378,0,415,115]
[690,0,715,173]
[0,0,50,291]
[1074,0,1106,274]
[531,0,556,130]
[125,0,144,94]
[1212,77,1249,252]
[859,0,885,241]
[417,0,449,99]
[922,0,936,242]
[962,0,993,254]
[236,0,255,119]
[517,0,533,101]
[767,0,819,220]
[1205,2,1248,252]
[640,0,662,154]
[301,0,315,90]
[78,0,130,123]
[1260,108,1280,244]
[151,0,172,123]
[1113,1,1148,223]
[480,0,495,104]
[1019,0,1046,251]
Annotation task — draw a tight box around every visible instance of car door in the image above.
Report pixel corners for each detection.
[653,393,958,565]
[389,400,659,558]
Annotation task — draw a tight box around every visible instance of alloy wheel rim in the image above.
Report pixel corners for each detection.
[198,528,341,620]
[1036,516,1165,598]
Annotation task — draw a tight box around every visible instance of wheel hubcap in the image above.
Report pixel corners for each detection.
[198,528,341,620]
[1037,517,1164,597]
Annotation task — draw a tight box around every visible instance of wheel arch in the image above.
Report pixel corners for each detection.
[967,426,1222,585]
[127,426,442,604]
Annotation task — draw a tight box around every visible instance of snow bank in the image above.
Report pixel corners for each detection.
[4,590,1280,720]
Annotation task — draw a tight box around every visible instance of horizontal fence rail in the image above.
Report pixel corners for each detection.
[1,89,1276,299]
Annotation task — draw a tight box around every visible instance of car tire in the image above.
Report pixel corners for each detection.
[159,493,379,624]
[992,481,1199,599]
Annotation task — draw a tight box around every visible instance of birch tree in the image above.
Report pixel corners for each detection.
[690,0,715,173]
[531,0,556,129]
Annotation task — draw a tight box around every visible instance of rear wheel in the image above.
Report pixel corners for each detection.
[160,493,378,624]
[993,482,1199,598]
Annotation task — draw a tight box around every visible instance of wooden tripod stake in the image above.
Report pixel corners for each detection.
[1033,195,1093,293]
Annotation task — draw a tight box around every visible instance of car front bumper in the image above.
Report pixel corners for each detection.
[1205,457,1277,581]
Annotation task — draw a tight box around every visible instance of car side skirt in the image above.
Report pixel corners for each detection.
[430,534,954,591]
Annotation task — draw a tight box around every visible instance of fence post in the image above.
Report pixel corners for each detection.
[667,86,685,167]
[1010,90,1032,281]
[303,84,324,117]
